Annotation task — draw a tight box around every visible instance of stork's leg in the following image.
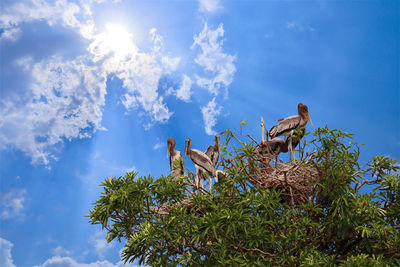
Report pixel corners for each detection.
[195,167,200,188]
[209,176,212,192]
[275,156,278,167]
[291,145,297,161]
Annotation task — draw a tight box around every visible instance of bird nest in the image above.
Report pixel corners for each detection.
[153,154,319,215]
[248,155,319,205]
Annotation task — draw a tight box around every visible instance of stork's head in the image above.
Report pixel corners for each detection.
[167,137,176,158]
[184,137,191,156]
[298,103,313,127]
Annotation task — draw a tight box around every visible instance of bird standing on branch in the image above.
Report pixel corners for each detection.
[167,137,184,178]
[185,138,216,191]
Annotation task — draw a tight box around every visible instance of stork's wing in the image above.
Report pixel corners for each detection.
[205,145,219,167]
[269,115,301,138]
[256,139,282,155]
[190,149,215,174]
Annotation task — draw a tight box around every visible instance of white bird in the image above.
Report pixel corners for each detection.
[269,103,313,160]
[167,137,184,178]
[185,137,216,191]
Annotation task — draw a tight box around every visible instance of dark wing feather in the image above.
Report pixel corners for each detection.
[190,149,215,175]
[205,145,219,167]
[269,115,301,138]
[256,139,282,156]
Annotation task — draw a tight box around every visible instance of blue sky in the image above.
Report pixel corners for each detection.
[0,0,399,266]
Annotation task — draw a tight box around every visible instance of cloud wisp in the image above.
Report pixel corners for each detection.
[201,97,222,135]
[191,22,236,97]
[199,0,221,13]
[0,188,27,220]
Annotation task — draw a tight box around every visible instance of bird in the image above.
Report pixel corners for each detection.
[184,137,216,191]
[255,138,289,167]
[199,134,220,188]
[205,134,220,167]
[269,103,313,160]
[167,137,184,178]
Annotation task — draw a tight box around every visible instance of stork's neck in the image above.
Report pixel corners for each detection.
[170,148,178,156]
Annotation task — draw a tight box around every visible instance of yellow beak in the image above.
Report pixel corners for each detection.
[308,114,313,127]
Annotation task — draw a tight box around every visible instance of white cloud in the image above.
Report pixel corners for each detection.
[191,23,236,97]
[96,27,174,124]
[35,256,140,267]
[0,55,107,165]
[0,238,16,267]
[153,141,165,150]
[286,22,295,29]
[175,74,193,102]
[52,246,71,257]
[0,237,138,267]
[199,0,221,13]
[90,231,114,259]
[0,28,21,42]
[123,166,136,173]
[0,189,26,220]
[201,97,222,135]
[0,0,83,41]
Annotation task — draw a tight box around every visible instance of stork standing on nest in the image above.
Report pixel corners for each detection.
[256,138,289,167]
[185,138,216,191]
[167,137,184,178]
[269,103,313,160]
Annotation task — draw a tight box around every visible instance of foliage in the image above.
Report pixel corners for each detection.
[87,126,400,266]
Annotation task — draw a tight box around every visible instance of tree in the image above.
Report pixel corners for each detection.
[87,125,400,266]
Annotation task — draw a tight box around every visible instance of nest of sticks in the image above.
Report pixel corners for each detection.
[249,153,319,205]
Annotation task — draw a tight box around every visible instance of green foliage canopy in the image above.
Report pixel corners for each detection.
[87,126,400,266]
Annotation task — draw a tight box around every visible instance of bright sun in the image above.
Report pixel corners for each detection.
[101,23,136,56]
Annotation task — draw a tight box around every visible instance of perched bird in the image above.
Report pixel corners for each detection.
[269,103,313,160]
[205,134,220,167]
[255,138,289,167]
[167,137,184,178]
[198,134,221,188]
[185,137,216,191]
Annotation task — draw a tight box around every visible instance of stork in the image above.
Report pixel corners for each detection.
[269,103,313,160]
[205,134,220,167]
[198,134,220,189]
[255,138,289,167]
[167,137,184,178]
[185,137,216,191]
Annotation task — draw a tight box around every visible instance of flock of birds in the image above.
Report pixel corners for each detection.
[166,103,313,191]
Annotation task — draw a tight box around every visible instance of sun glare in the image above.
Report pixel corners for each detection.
[102,23,136,56]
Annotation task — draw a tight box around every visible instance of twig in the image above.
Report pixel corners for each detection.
[233,245,275,258]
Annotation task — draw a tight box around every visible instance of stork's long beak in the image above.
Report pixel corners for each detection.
[308,114,313,127]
